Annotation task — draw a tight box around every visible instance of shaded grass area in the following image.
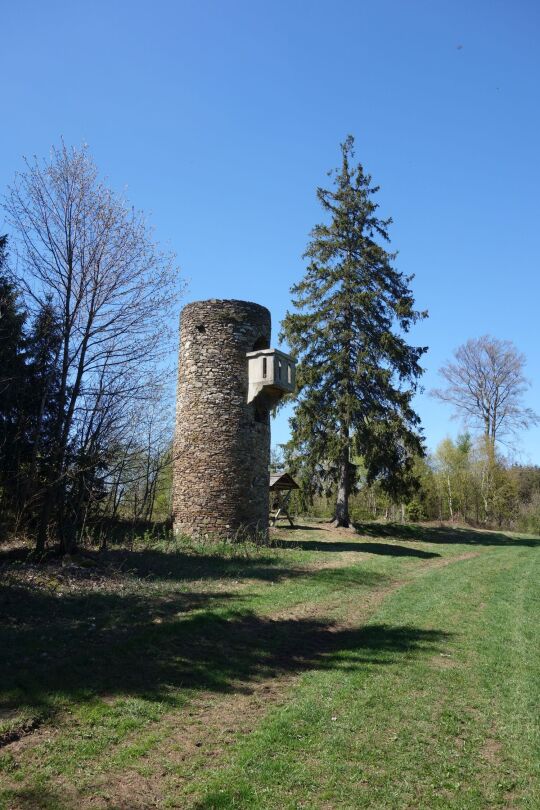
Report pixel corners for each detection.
[1,524,538,808]
[3,580,398,713]
[276,520,540,549]
[354,521,540,547]
[275,538,440,558]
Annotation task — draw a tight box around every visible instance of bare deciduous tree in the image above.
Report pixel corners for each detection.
[105,398,173,525]
[3,141,183,551]
[432,335,539,450]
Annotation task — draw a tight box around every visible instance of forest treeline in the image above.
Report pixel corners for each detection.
[285,435,540,535]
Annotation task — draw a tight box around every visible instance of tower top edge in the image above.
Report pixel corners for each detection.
[181,298,270,316]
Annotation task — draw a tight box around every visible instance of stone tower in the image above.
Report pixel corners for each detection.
[173,299,295,538]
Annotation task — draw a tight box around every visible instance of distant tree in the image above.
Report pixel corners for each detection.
[3,143,182,551]
[433,434,472,522]
[108,400,173,523]
[432,336,539,451]
[510,465,540,506]
[281,136,427,527]
[270,446,285,473]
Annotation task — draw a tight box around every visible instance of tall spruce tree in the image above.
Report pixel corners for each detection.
[281,136,427,526]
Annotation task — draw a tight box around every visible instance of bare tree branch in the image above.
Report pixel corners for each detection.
[431,335,539,449]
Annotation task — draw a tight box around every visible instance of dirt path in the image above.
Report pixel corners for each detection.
[78,548,480,810]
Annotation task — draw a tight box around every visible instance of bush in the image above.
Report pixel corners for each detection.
[516,491,540,535]
[406,499,425,522]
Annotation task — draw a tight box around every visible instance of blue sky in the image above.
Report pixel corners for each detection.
[2,0,539,461]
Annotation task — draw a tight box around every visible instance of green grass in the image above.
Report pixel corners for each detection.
[1,523,539,808]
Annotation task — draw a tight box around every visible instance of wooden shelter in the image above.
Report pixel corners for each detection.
[269,472,299,527]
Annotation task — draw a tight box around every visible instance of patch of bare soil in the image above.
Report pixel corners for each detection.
[0,552,129,597]
[429,653,458,669]
[2,720,58,759]
[326,521,359,534]
[411,550,480,573]
[0,717,43,749]
[480,737,503,765]
[87,682,295,810]
[74,549,481,809]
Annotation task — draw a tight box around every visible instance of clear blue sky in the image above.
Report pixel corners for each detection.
[2,0,539,461]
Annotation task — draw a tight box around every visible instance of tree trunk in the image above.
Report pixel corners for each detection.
[35,488,53,555]
[334,447,350,527]
[446,474,454,522]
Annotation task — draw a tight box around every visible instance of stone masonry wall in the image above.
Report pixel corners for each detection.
[173,299,271,538]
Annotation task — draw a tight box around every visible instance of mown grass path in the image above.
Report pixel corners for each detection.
[1,523,538,809]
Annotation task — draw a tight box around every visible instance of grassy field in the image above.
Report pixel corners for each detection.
[1,522,539,809]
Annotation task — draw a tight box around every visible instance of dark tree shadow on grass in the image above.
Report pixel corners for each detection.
[1,573,449,723]
[0,785,67,810]
[353,522,540,547]
[274,524,321,531]
[0,544,307,586]
[101,547,296,583]
[274,538,439,559]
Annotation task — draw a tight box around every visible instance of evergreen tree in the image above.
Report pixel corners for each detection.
[281,137,427,526]
[0,235,28,519]
[22,300,63,548]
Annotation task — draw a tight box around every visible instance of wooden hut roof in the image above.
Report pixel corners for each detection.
[269,472,299,491]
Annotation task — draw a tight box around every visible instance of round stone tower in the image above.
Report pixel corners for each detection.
[173,299,272,538]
